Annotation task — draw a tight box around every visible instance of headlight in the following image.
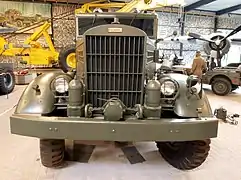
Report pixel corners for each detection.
[160,80,176,96]
[55,77,69,93]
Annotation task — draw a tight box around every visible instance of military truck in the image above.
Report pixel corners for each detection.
[10,13,219,170]
[172,64,241,96]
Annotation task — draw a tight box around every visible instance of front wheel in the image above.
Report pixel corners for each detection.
[0,67,15,95]
[156,139,210,170]
[211,77,231,96]
[40,139,65,168]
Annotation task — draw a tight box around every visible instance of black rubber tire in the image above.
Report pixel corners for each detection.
[0,67,15,95]
[40,139,65,168]
[156,139,210,170]
[211,77,231,96]
[58,44,76,73]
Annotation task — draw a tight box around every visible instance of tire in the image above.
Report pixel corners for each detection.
[156,139,210,170]
[211,77,231,96]
[0,67,15,95]
[58,44,76,73]
[40,139,65,168]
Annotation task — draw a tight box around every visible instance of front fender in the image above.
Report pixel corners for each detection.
[15,72,71,114]
[168,74,213,118]
[174,90,213,118]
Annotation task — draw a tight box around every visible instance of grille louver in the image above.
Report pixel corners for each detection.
[85,35,145,108]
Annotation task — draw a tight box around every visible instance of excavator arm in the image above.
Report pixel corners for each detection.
[0,21,58,65]
[75,0,183,14]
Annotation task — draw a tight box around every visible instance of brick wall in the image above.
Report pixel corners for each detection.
[52,3,79,48]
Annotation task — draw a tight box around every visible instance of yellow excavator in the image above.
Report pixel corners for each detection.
[0,22,58,66]
[0,0,183,72]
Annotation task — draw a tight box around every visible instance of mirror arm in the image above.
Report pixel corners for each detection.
[154,38,164,48]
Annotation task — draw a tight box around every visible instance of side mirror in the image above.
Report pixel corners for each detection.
[186,75,199,87]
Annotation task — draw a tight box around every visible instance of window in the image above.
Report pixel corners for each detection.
[77,15,155,38]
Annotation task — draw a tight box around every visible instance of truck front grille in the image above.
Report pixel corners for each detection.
[85,35,145,108]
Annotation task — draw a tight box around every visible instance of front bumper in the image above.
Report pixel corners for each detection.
[10,114,219,141]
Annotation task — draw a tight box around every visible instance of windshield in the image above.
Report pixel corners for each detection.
[76,14,156,39]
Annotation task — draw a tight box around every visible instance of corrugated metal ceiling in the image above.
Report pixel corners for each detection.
[184,0,241,14]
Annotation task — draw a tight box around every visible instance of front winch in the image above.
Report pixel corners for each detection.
[103,98,125,121]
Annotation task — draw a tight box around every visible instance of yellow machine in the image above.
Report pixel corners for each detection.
[0,0,183,71]
[0,22,59,66]
[75,0,184,13]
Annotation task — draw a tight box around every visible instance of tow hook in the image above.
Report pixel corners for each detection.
[214,107,239,125]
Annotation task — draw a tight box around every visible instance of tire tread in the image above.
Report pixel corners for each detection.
[40,139,65,168]
[156,139,210,170]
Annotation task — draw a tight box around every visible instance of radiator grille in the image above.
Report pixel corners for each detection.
[85,35,145,108]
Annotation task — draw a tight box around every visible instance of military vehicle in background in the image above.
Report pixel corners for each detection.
[1,9,48,28]
[188,28,241,96]
[14,14,47,28]
[165,27,241,96]
[201,66,241,96]
[172,60,241,96]
[10,12,219,171]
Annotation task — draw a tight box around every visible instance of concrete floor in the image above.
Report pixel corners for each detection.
[1,85,241,180]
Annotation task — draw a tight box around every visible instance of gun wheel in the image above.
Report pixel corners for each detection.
[40,139,65,168]
[156,139,210,170]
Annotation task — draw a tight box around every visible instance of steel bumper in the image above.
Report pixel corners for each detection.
[10,114,219,141]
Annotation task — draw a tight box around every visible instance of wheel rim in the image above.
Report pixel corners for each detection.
[66,53,76,68]
[213,81,227,94]
[4,72,13,89]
